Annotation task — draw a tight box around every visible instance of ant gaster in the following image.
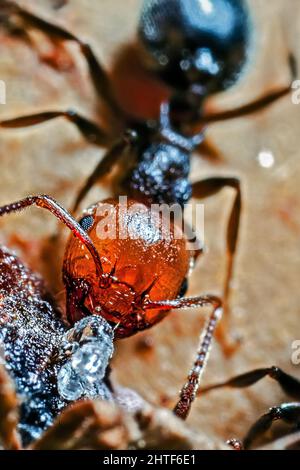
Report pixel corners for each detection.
[0,0,295,355]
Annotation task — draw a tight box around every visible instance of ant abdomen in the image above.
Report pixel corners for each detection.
[138,0,250,92]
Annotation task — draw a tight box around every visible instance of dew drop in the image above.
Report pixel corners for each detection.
[57,363,83,401]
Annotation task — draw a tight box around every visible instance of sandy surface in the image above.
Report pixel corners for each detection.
[0,0,299,447]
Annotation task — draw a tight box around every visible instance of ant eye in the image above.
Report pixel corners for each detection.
[79,215,94,232]
[178,278,188,298]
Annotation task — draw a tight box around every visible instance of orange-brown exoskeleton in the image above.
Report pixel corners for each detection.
[0,194,222,419]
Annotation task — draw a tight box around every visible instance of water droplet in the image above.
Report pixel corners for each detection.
[57,316,114,401]
[71,343,107,382]
[199,0,214,14]
[57,363,83,401]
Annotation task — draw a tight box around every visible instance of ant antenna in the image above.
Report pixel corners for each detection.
[0,195,103,276]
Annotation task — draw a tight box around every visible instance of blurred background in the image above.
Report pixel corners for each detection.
[0,0,299,447]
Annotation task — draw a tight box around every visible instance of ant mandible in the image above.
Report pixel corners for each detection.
[0,0,295,353]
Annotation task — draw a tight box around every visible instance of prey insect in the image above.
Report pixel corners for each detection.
[0,0,295,356]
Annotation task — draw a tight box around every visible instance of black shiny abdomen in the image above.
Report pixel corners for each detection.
[139,0,250,91]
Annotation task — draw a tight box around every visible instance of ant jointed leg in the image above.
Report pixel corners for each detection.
[0,110,111,147]
[192,177,241,354]
[1,0,124,121]
[201,366,300,449]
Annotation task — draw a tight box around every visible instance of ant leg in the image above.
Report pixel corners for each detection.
[201,366,300,400]
[0,110,110,147]
[192,177,241,355]
[196,138,224,163]
[243,403,300,449]
[146,294,222,419]
[201,87,292,123]
[0,195,103,276]
[201,53,296,123]
[1,1,122,119]
[71,129,138,214]
[201,368,300,448]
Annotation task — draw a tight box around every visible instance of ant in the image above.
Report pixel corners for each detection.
[0,194,223,420]
[0,0,295,354]
[202,366,300,449]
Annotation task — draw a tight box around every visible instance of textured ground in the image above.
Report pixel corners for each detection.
[0,0,299,448]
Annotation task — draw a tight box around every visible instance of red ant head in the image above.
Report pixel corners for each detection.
[63,198,193,337]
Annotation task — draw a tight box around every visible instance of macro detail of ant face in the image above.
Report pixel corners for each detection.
[63,198,192,337]
[138,0,250,92]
